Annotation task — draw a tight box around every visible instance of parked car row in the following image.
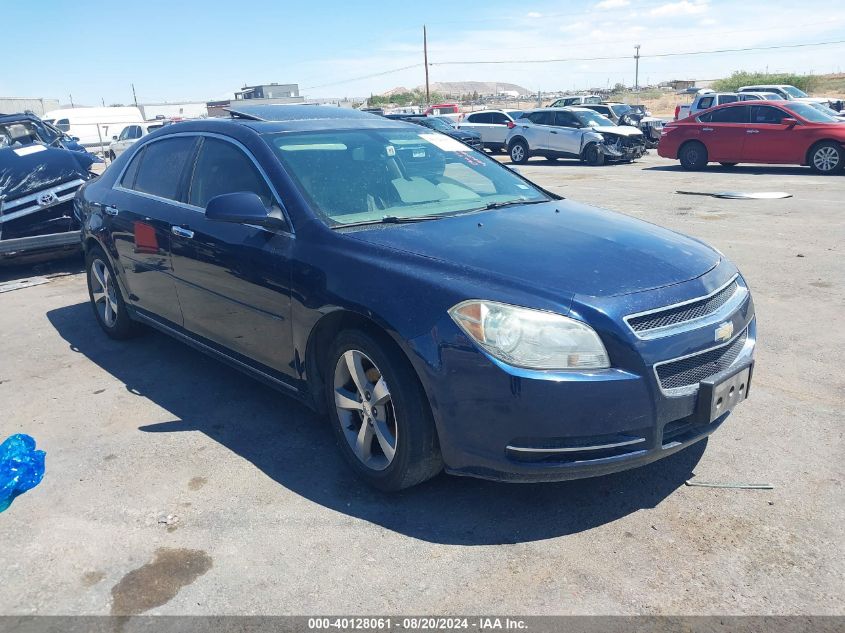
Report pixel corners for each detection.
[675,84,844,120]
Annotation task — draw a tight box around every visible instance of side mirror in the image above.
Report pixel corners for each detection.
[205,192,286,230]
[782,117,798,127]
[112,135,118,140]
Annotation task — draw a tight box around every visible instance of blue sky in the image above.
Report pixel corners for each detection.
[2,0,844,105]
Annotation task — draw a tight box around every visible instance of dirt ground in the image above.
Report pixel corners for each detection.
[0,153,842,616]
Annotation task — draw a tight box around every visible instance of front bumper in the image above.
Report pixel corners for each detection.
[408,268,756,483]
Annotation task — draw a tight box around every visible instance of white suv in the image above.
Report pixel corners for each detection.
[107,121,166,159]
[457,109,523,153]
[505,108,645,166]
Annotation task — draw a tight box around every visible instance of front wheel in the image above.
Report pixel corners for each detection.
[582,143,605,166]
[85,246,139,339]
[326,330,442,491]
[809,142,844,174]
[679,141,708,170]
[509,140,528,164]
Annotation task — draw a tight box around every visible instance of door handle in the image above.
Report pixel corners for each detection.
[103,205,119,216]
[550,130,558,134]
[702,127,714,132]
[746,129,760,134]
[171,226,194,239]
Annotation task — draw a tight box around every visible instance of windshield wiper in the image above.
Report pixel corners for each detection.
[334,214,446,228]
[483,199,549,210]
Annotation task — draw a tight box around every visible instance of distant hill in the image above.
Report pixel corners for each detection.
[380,81,531,97]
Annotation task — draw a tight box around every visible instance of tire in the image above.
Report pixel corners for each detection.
[679,141,708,170]
[85,246,139,339]
[582,143,605,166]
[809,141,844,174]
[325,329,442,491]
[719,162,738,168]
[108,151,116,161]
[509,140,529,164]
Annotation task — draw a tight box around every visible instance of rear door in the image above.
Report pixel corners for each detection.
[169,135,296,378]
[740,105,805,164]
[486,111,514,145]
[697,105,750,162]
[458,112,492,140]
[107,135,199,325]
[518,111,553,151]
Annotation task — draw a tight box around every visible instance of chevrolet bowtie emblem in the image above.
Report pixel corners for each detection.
[715,321,734,343]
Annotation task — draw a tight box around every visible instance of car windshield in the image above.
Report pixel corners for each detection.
[574,110,615,127]
[611,104,632,117]
[783,86,809,98]
[788,103,839,123]
[266,129,549,226]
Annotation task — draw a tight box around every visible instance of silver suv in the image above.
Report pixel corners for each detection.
[505,108,646,165]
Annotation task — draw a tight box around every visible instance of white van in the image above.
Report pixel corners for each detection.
[42,106,144,149]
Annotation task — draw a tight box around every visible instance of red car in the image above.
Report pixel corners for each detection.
[658,100,845,174]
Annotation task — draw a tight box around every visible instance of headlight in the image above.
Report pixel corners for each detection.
[448,300,610,370]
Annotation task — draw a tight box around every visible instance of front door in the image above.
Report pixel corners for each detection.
[168,135,296,379]
[740,105,804,164]
[551,111,587,155]
[106,135,199,325]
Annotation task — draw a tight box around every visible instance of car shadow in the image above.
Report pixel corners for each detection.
[47,302,705,545]
[0,253,83,284]
[644,164,816,176]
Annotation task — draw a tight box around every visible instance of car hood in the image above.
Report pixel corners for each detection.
[589,125,644,137]
[0,144,93,201]
[346,200,720,298]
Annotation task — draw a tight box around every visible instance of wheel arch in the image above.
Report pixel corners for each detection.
[678,138,707,156]
[507,135,527,149]
[303,308,430,417]
[805,139,844,166]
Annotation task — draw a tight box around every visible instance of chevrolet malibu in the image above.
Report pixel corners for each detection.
[76,105,756,490]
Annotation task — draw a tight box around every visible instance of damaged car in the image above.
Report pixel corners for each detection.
[0,113,99,262]
[506,107,646,165]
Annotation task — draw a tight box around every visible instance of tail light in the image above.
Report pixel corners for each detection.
[674,105,680,120]
[507,121,516,129]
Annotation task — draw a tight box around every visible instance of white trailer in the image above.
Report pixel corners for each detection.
[41,106,144,149]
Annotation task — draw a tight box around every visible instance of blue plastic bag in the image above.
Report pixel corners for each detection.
[0,434,46,512]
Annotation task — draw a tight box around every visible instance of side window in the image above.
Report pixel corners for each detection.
[56,119,70,131]
[554,111,579,127]
[468,113,492,124]
[721,95,739,104]
[120,146,145,188]
[697,97,714,109]
[118,127,131,141]
[750,105,787,124]
[709,105,749,124]
[131,126,143,139]
[132,136,197,200]
[527,111,553,125]
[698,112,713,123]
[489,112,509,125]
[188,137,273,208]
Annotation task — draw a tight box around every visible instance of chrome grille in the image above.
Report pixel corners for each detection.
[656,329,748,391]
[628,279,739,333]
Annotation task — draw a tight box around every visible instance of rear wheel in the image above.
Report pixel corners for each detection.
[809,142,844,174]
[679,141,708,170]
[85,246,139,339]
[325,330,442,491]
[582,143,604,166]
[509,140,528,164]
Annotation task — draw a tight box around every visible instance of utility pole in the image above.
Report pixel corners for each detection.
[634,44,641,91]
[131,83,139,108]
[423,26,430,105]
[69,94,74,108]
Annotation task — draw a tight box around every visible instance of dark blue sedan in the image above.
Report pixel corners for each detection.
[75,105,756,490]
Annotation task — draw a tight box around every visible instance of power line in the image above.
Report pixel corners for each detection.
[302,63,422,90]
[429,39,845,66]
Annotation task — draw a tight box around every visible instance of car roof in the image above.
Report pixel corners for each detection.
[225,104,381,122]
[0,112,40,125]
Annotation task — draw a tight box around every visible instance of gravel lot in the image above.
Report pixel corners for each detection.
[1,153,842,616]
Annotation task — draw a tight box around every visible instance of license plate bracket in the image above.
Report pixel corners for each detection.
[695,361,753,424]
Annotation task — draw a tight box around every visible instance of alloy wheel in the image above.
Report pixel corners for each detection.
[813,146,839,172]
[90,259,118,328]
[511,144,525,162]
[333,349,398,471]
